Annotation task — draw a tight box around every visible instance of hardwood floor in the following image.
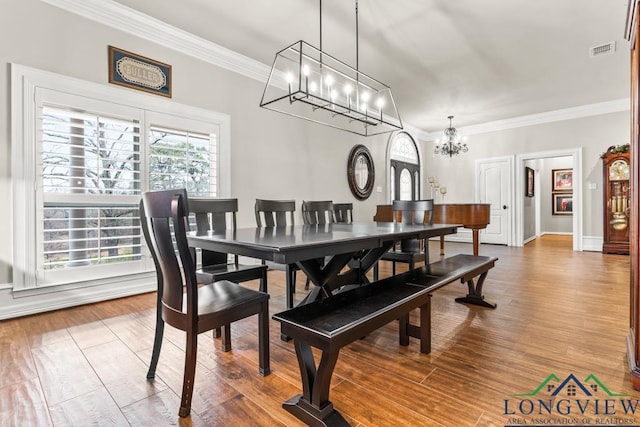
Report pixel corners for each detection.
[1,235,638,426]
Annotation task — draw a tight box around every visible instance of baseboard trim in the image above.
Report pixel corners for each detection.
[582,235,603,252]
[0,278,156,320]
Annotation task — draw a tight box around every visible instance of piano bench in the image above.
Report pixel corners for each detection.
[272,254,497,426]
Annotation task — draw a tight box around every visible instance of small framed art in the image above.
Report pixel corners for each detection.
[552,168,573,192]
[552,193,573,215]
[525,167,534,197]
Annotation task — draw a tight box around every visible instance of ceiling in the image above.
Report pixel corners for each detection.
[116,0,631,133]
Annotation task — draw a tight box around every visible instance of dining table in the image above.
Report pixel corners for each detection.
[187,221,461,304]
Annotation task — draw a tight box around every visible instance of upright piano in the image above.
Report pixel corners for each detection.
[373,203,490,256]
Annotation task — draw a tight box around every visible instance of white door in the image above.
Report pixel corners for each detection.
[477,158,512,245]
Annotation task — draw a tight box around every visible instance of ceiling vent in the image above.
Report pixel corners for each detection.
[590,42,616,57]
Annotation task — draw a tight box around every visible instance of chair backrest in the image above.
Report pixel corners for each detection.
[302,200,335,225]
[141,188,195,315]
[188,198,237,267]
[333,203,354,223]
[392,199,434,225]
[255,199,296,226]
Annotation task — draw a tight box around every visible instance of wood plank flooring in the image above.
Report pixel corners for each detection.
[1,235,639,426]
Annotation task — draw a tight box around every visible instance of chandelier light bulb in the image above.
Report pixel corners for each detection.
[325,75,334,87]
[309,81,318,93]
[302,64,310,76]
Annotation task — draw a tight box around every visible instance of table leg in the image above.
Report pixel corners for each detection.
[439,235,445,256]
[472,229,480,256]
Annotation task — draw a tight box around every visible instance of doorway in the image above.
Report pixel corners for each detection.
[515,148,583,251]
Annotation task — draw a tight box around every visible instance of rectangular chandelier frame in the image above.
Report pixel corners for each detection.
[260,40,402,137]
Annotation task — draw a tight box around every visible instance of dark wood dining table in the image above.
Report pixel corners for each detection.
[187,222,461,304]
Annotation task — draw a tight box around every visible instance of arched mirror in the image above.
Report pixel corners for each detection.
[347,144,375,200]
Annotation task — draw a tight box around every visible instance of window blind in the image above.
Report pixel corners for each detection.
[40,106,142,270]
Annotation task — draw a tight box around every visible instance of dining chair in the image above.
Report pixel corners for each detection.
[254,198,301,309]
[333,202,354,223]
[141,189,270,417]
[189,197,268,293]
[301,200,336,290]
[302,200,335,225]
[373,199,435,281]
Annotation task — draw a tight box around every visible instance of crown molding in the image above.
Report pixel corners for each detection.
[42,0,631,139]
[41,0,271,83]
[422,98,630,141]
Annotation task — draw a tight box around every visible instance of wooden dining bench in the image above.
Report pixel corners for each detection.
[273,254,497,426]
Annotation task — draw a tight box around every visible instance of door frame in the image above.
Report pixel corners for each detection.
[515,148,583,251]
[474,156,515,246]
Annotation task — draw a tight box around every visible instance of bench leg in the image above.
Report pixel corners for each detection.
[283,341,349,427]
[399,295,432,354]
[455,271,497,308]
[420,298,431,354]
[399,314,409,346]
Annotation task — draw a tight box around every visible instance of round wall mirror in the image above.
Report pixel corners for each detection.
[347,144,375,200]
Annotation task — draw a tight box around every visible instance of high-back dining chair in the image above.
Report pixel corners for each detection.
[189,198,268,293]
[255,198,296,227]
[333,203,354,223]
[254,199,301,309]
[301,200,336,290]
[141,189,270,417]
[302,200,335,225]
[373,199,435,281]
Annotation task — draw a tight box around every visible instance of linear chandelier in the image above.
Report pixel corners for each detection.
[259,0,402,137]
[434,115,468,157]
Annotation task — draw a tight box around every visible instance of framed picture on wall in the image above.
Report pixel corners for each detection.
[552,168,573,191]
[552,193,573,215]
[525,167,534,197]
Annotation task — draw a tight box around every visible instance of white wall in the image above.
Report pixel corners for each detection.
[419,112,629,243]
[0,0,391,284]
[0,0,629,317]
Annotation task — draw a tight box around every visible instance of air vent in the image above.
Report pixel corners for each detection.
[590,42,616,57]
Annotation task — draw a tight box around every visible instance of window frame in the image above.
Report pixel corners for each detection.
[11,64,231,292]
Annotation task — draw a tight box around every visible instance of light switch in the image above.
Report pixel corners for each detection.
[376,186,383,193]
[588,182,597,190]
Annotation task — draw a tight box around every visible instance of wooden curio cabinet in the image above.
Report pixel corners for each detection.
[602,149,630,254]
[626,0,640,390]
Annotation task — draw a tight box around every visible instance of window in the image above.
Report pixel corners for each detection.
[13,65,229,290]
[399,169,412,200]
[41,106,142,273]
[149,125,217,196]
[388,131,421,201]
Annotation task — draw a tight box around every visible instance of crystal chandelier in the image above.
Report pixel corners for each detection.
[259,0,402,136]
[434,116,468,157]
